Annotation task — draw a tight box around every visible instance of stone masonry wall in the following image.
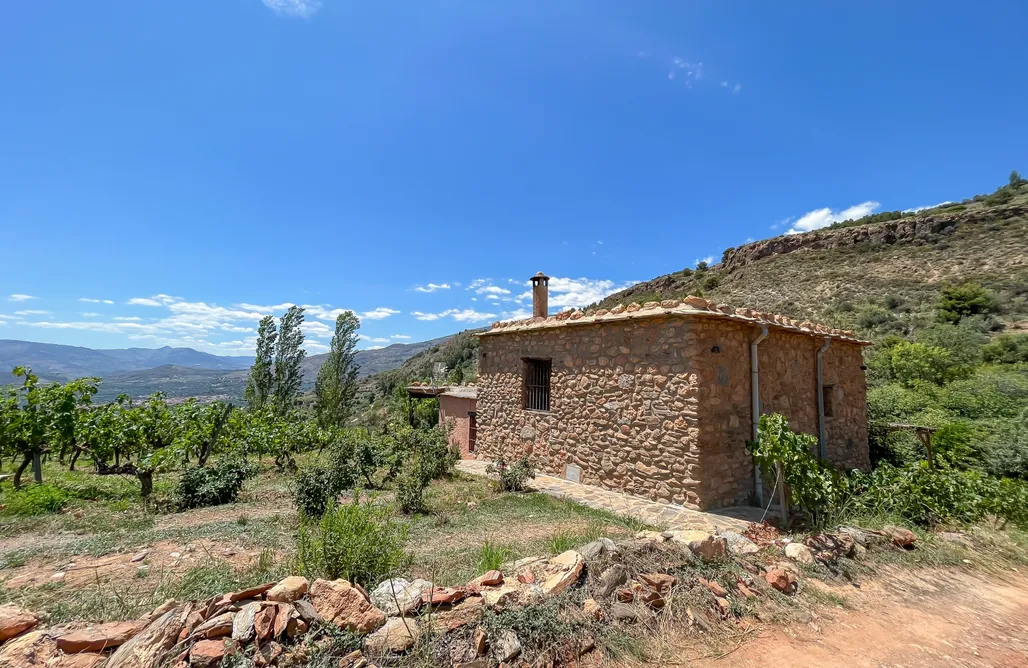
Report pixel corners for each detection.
[476,317,706,508]
[477,315,869,511]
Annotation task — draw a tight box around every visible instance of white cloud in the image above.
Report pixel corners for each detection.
[236,302,296,314]
[500,308,532,322]
[365,345,385,350]
[411,308,497,323]
[113,316,142,322]
[128,297,163,307]
[302,320,334,339]
[547,277,637,310]
[786,201,880,235]
[391,334,411,340]
[414,283,451,293]
[693,256,715,267]
[79,298,114,304]
[15,310,50,316]
[476,285,511,296]
[361,307,400,320]
[305,341,331,354]
[903,201,953,213]
[8,294,36,302]
[361,336,391,344]
[262,0,321,18]
[485,295,501,301]
[81,312,101,317]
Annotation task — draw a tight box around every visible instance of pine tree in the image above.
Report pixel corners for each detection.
[244,315,278,411]
[272,306,307,416]
[314,311,361,428]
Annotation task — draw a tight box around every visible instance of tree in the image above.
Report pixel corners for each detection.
[245,315,277,411]
[1010,170,1026,187]
[935,281,998,324]
[314,311,361,428]
[889,341,953,387]
[131,392,177,497]
[177,400,234,467]
[273,306,307,416]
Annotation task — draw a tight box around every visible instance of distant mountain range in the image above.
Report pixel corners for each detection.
[0,336,452,402]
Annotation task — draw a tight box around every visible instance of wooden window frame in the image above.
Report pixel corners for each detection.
[522,358,552,412]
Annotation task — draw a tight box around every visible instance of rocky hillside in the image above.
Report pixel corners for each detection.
[601,194,1028,337]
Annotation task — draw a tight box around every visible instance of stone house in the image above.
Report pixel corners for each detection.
[474,272,870,510]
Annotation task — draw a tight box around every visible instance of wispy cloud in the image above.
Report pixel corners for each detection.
[361,307,400,320]
[693,256,715,267]
[113,316,142,322]
[786,201,880,235]
[262,0,321,18]
[15,310,50,316]
[903,201,953,213]
[547,277,637,310]
[8,294,36,302]
[411,309,497,323]
[81,312,101,317]
[128,297,163,307]
[414,283,451,293]
[391,334,411,340]
[79,298,114,304]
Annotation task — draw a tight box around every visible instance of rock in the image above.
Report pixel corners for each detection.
[337,650,365,668]
[266,576,309,603]
[106,605,188,668]
[720,531,760,556]
[594,564,629,598]
[53,621,147,653]
[253,605,276,642]
[516,571,535,584]
[455,662,489,668]
[634,530,667,543]
[310,579,387,635]
[56,653,107,668]
[130,550,149,563]
[292,599,320,625]
[703,579,728,598]
[231,602,261,642]
[254,641,281,667]
[273,604,293,639]
[885,525,917,548]
[144,599,179,623]
[667,531,727,560]
[764,568,798,594]
[540,550,584,596]
[491,630,521,663]
[638,573,676,595]
[370,579,423,617]
[467,570,503,588]
[421,585,466,606]
[0,631,59,667]
[610,603,650,623]
[473,627,487,655]
[192,613,234,640]
[365,617,419,654]
[736,582,757,599]
[426,598,485,634]
[577,538,617,561]
[785,543,815,565]
[582,598,604,621]
[939,531,973,548]
[221,582,275,604]
[189,639,230,668]
[0,604,41,643]
[687,606,713,632]
[481,584,522,611]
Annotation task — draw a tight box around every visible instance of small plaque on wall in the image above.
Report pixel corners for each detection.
[565,464,582,483]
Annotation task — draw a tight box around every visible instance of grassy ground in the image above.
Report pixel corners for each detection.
[0,459,646,624]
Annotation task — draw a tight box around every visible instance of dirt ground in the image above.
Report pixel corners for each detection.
[683,567,1028,668]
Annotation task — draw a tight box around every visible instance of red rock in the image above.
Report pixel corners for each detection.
[0,631,59,667]
[272,604,291,639]
[189,639,228,668]
[192,613,234,640]
[540,550,584,596]
[885,526,917,548]
[638,573,677,595]
[55,653,107,668]
[736,582,757,599]
[255,641,282,667]
[705,580,728,598]
[53,621,147,653]
[516,571,535,585]
[615,587,635,603]
[310,579,386,635]
[582,598,604,621]
[425,598,485,634]
[253,606,276,641]
[421,585,466,606]
[764,568,798,594]
[0,604,41,643]
[468,571,503,588]
[222,582,275,604]
[107,604,188,668]
[266,576,309,603]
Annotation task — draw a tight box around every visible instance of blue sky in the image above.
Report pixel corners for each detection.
[2,1,1026,357]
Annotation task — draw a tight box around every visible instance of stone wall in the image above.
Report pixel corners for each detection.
[476,315,869,510]
[439,395,476,459]
[477,317,705,508]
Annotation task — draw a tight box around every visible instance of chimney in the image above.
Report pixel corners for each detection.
[530,272,550,318]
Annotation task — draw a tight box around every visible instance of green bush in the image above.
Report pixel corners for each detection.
[889,342,954,387]
[983,333,1028,364]
[936,281,999,324]
[486,457,535,492]
[295,496,409,587]
[2,484,69,516]
[178,458,257,509]
[292,464,337,519]
[395,458,428,514]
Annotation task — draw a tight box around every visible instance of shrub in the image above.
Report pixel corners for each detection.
[486,457,535,492]
[889,342,954,387]
[983,333,1028,364]
[936,281,999,324]
[295,496,409,587]
[2,484,69,516]
[178,458,257,509]
[395,458,429,514]
[293,464,337,519]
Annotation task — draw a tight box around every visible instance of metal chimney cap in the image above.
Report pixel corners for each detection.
[531,271,550,282]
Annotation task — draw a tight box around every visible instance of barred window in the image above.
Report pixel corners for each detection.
[523,359,551,412]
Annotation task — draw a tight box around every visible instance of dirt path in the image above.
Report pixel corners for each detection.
[688,567,1028,668]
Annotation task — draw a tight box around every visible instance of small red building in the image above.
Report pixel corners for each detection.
[406,384,478,459]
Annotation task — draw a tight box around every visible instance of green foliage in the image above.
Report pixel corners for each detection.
[1,484,69,516]
[747,413,849,526]
[294,496,409,587]
[394,459,428,514]
[983,333,1028,364]
[273,305,307,416]
[484,596,593,663]
[292,460,352,520]
[888,342,955,386]
[314,311,361,429]
[245,315,277,411]
[936,281,999,324]
[178,458,257,509]
[486,457,535,492]
[476,539,512,573]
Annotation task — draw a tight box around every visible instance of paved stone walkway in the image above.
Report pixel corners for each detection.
[457,460,771,534]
